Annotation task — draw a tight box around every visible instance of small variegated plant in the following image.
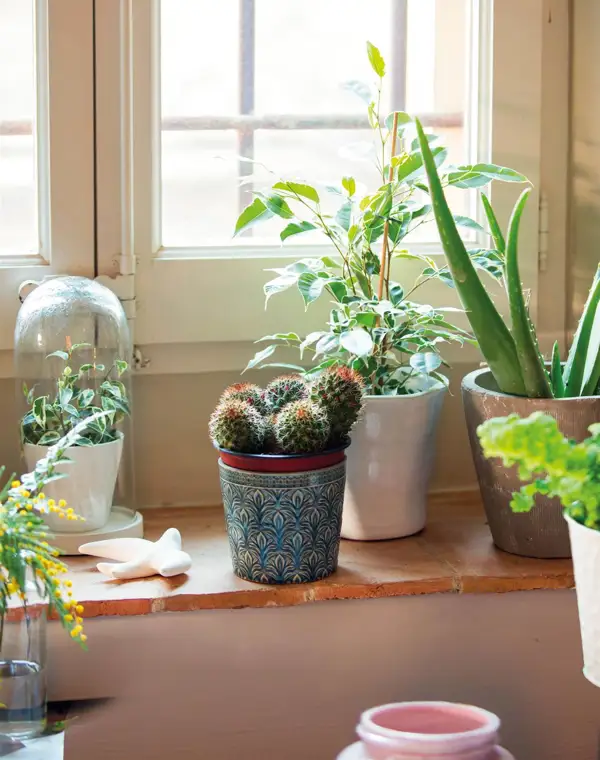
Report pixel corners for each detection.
[21,343,130,447]
[235,42,527,395]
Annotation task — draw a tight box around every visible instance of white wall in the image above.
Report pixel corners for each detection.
[50,590,600,760]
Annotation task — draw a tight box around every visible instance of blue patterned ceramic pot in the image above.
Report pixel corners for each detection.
[218,458,346,584]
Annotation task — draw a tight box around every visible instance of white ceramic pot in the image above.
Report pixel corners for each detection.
[343,384,446,540]
[24,436,123,533]
[565,514,600,687]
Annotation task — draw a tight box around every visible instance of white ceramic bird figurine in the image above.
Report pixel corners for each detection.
[79,528,192,580]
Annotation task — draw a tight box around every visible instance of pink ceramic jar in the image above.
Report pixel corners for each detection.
[337,702,515,760]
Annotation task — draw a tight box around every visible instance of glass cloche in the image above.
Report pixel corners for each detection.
[14,277,134,535]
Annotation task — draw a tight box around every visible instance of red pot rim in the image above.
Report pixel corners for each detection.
[217,445,348,473]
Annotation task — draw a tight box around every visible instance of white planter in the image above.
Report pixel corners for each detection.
[566,514,600,687]
[24,436,124,533]
[343,384,446,540]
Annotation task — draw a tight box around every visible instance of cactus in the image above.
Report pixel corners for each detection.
[265,375,309,413]
[209,398,266,453]
[220,382,268,415]
[310,366,364,445]
[274,400,330,454]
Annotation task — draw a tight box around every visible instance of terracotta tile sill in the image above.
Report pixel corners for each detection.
[63,493,574,619]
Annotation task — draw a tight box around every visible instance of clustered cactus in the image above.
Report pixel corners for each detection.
[209,368,364,455]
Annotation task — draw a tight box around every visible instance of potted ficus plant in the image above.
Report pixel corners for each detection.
[0,418,93,739]
[477,412,600,686]
[234,42,524,541]
[20,343,130,533]
[209,368,364,584]
[416,119,600,558]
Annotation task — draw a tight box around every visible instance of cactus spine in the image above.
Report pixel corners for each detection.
[265,376,309,413]
[310,366,364,445]
[209,399,266,453]
[220,382,268,415]
[274,400,330,454]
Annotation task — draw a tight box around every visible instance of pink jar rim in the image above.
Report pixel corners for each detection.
[359,702,500,746]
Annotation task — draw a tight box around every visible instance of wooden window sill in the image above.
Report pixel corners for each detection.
[62,493,574,619]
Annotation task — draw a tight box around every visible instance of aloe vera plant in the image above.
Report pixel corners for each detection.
[416,119,600,399]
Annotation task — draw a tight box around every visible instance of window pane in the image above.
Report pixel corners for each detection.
[0,0,38,255]
[160,0,470,248]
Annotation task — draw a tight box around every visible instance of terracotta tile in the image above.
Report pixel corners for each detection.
[63,496,574,620]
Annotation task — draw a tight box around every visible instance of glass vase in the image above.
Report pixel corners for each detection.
[0,604,47,740]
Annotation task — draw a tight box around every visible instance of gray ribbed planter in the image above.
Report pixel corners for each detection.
[462,368,600,559]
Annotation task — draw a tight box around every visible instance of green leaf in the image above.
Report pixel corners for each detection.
[340,329,374,357]
[410,352,442,374]
[79,363,94,373]
[244,345,277,371]
[46,350,69,361]
[342,176,356,197]
[273,181,319,204]
[335,200,352,231]
[390,283,404,306]
[384,111,413,133]
[321,256,340,269]
[453,215,486,233]
[115,360,128,376]
[256,333,300,343]
[328,279,349,302]
[354,312,378,328]
[264,273,299,302]
[415,118,525,396]
[480,193,506,255]
[59,387,73,408]
[505,188,551,397]
[298,272,327,307]
[234,197,274,236]
[280,221,317,242]
[565,265,600,396]
[366,41,385,77]
[550,341,565,398]
[258,363,306,372]
[262,193,293,219]
[394,146,447,184]
[37,431,61,446]
[77,388,96,408]
[314,333,340,357]
[300,331,325,356]
[33,397,47,427]
[471,163,528,182]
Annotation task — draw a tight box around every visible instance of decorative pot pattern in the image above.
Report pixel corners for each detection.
[462,368,600,558]
[343,385,446,541]
[24,436,123,533]
[218,460,345,584]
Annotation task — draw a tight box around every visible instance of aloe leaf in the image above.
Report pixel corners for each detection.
[480,193,506,254]
[565,265,600,396]
[505,188,552,398]
[550,341,565,398]
[415,119,525,396]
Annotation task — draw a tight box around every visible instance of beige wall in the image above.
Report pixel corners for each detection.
[571,0,600,325]
[50,590,600,760]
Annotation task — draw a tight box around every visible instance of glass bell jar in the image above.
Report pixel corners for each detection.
[14,276,141,549]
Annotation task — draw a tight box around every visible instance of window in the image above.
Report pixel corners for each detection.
[0,0,95,352]
[96,2,563,367]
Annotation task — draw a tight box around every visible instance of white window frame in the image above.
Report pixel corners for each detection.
[0,0,96,357]
[96,0,568,374]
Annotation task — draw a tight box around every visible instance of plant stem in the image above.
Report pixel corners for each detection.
[377,111,399,301]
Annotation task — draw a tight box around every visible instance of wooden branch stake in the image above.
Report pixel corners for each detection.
[377,111,399,301]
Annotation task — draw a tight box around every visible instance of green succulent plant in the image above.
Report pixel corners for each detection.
[310,366,364,446]
[477,412,600,530]
[220,383,268,415]
[416,119,600,399]
[21,343,130,447]
[274,400,331,454]
[209,398,267,453]
[264,376,309,413]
